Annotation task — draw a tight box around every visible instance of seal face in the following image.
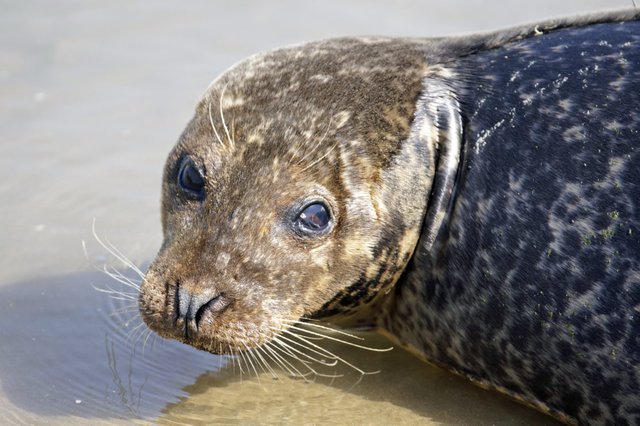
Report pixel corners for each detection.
[139,10,640,425]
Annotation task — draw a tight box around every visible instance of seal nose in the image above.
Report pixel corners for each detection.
[175,285,228,338]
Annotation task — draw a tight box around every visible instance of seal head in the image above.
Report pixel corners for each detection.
[139,38,439,353]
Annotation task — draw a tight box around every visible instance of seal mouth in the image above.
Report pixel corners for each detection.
[171,281,230,340]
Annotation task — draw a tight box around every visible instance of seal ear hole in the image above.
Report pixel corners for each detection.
[293,201,333,236]
[177,156,205,200]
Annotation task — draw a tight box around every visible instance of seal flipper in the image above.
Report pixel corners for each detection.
[416,77,463,252]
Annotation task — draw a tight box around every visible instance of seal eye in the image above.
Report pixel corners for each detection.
[295,202,332,234]
[177,157,205,199]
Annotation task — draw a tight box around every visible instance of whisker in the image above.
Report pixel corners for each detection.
[284,324,393,352]
[231,341,248,380]
[128,321,149,346]
[263,342,313,380]
[226,348,236,376]
[251,334,282,379]
[241,342,262,383]
[149,332,159,352]
[250,346,278,380]
[128,326,145,344]
[107,305,139,317]
[269,342,338,379]
[102,265,141,291]
[274,328,339,361]
[100,294,137,302]
[91,283,137,301]
[254,344,281,380]
[228,349,239,380]
[282,318,368,341]
[277,325,325,340]
[208,99,225,147]
[89,219,144,279]
[272,335,339,367]
[101,240,144,280]
[218,85,233,147]
[259,342,294,377]
[142,327,154,354]
[280,328,381,376]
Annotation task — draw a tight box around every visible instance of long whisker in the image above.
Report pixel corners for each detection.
[269,341,338,379]
[107,305,139,316]
[251,344,279,380]
[89,219,145,279]
[277,323,325,340]
[273,329,339,361]
[101,240,144,280]
[128,321,148,345]
[263,342,313,380]
[283,324,393,352]
[251,333,283,379]
[219,85,233,147]
[272,335,339,367]
[254,344,282,380]
[232,341,248,380]
[91,283,137,301]
[282,319,369,341]
[142,327,154,355]
[208,99,225,147]
[260,342,294,377]
[279,328,381,376]
[241,342,262,383]
[102,265,141,291]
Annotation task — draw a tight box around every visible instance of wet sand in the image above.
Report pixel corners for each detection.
[0,1,632,424]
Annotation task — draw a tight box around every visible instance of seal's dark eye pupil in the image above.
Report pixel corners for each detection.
[177,159,205,198]
[297,203,331,231]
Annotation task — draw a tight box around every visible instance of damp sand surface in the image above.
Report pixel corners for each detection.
[0,1,630,424]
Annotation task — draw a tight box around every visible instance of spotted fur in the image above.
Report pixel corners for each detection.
[383,14,640,425]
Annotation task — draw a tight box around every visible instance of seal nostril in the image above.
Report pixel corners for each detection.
[194,302,208,327]
[195,293,230,325]
[173,286,229,338]
[195,293,229,327]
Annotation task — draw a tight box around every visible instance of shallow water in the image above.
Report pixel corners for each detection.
[0,1,633,424]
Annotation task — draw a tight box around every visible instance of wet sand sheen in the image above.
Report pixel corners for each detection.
[0,1,630,424]
[157,336,558,425]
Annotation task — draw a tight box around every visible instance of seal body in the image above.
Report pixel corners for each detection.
[382,18,640,424]
[139,10,640,425]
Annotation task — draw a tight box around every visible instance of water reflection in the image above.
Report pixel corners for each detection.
[0,270,222,422]
[0,269,559,424]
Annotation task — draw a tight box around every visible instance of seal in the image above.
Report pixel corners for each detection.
[138,9,640,424]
